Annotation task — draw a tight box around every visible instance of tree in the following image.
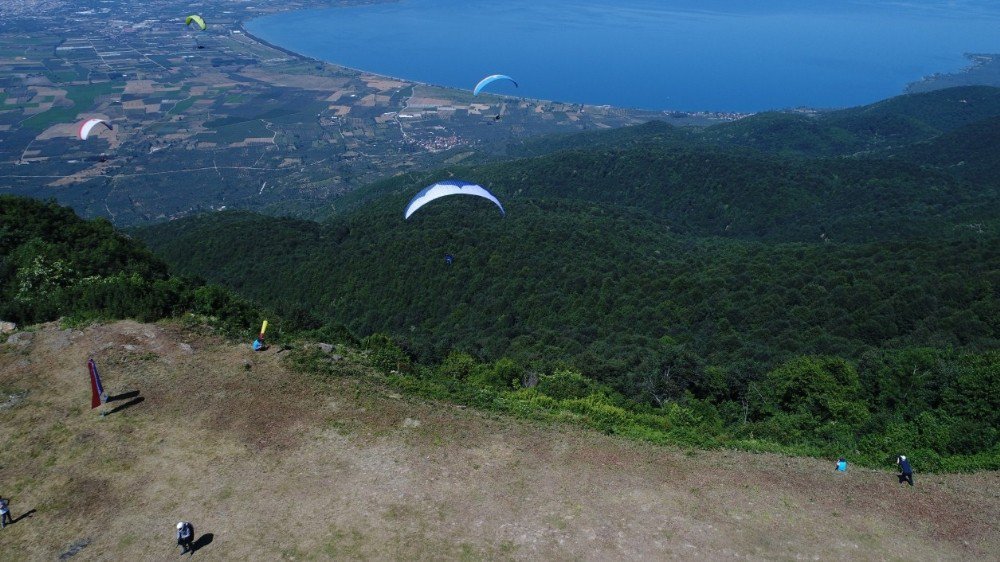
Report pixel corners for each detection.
[756,356,870,427]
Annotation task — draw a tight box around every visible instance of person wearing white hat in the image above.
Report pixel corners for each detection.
[0,496,13,528]
[176,521,195,554]
[897,455,913,486]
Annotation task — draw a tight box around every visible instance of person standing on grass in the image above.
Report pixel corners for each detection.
[0,496,13,528]
[177,521,195,554]
[897,455,914,486]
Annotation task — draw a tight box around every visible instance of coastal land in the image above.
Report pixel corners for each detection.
[0,0,739,226]
[906,53,1000,93]
[0,0,996,226]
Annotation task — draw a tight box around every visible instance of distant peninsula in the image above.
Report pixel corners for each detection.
[907,53,1000,93]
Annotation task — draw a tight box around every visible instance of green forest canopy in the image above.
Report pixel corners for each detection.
[6,86,998,471]
[132,89,1000,470]
[0,196,265,337]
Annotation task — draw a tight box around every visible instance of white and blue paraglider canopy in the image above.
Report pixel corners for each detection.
[473,74,518,96]
[404,180,505,219]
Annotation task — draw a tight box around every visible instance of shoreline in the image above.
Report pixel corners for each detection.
[236,13,743,119]
[239,22,469,98]
[238,22,321,64]
[236,3,1000,115]
[905,53,1000,94]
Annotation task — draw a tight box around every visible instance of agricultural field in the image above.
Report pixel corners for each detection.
[0,0,710,225]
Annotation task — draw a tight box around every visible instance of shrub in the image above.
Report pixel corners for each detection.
[468,357,523,390]
[438,350,478,381]
[536,368,599,400]
[362,333,412,375]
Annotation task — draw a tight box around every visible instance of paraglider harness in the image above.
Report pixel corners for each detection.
[252,333,266,351]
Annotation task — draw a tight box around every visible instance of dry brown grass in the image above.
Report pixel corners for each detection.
[1,321,997,560]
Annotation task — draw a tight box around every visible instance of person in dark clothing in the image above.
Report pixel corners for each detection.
[0,497,13,528]
[177,521,195,554]
[897,455,914,486]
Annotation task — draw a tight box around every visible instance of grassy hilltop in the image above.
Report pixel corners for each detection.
[2,83,999,558]
[2,0,1000,555]
[1,320,997,559]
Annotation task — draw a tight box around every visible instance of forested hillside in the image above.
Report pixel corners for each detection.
[700,85,1000,157]
[330,88,1000,243]
[891,115,1000,185]
[329,144,997,242]
[136,203,998,369]
[0,196,264,337]
[135,202,1000,470]
[1,86,997,472]
[133,87,999,470]
[505,86,1000,161]
[0,195,991,473]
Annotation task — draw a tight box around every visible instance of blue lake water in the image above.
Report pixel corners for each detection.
[245,0,1000,112]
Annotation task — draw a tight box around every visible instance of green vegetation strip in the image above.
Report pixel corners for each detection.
[288,336,1000,474]
[21,82,119,131]
[167,97,198,115]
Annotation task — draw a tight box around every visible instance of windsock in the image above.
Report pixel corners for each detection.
[88,357,108,408]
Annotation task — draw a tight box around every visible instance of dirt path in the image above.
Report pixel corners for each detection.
[1,321,997,560]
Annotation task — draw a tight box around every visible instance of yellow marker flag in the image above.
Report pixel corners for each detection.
[260,320,268,335]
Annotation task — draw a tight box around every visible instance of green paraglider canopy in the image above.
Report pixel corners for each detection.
[185,15,206,30]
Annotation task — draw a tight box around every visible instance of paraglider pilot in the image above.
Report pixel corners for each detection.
[897,455,913,486]
[177,521,195,554]
[0,496,13,528]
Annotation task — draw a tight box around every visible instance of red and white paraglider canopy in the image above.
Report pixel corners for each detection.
[77,118,112,140]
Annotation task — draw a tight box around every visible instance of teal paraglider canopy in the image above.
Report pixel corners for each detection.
[403,180,505,219]
[473,74,518,95]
